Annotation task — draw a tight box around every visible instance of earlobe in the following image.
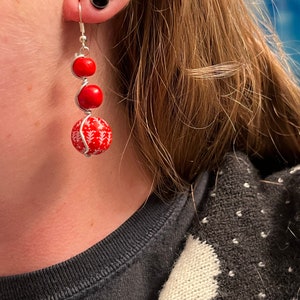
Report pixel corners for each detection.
[63,0,129,24]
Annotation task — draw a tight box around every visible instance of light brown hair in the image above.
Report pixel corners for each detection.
[113,0,300,194]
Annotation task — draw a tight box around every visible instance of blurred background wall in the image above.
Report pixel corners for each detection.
[264,0,300,77]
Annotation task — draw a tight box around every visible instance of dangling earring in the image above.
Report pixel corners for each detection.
[71,0,112,157]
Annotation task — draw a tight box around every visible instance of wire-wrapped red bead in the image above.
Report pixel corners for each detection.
[77,85,103,110]
[71,117,112,155]
[72,57,96,78]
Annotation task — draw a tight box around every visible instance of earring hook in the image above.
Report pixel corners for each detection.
[78,0,85,36]
[77,0,89,56]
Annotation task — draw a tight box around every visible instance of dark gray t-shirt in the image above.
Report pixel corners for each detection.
[0,174,209,300]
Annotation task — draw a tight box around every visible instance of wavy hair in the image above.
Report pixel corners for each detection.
[112,0,300,194]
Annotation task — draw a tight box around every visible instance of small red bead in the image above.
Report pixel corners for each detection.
[77,85,103,110]
[71,117,112,155]
[72,57,96,78]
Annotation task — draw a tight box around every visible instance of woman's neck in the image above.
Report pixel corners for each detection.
[0,98,153,276]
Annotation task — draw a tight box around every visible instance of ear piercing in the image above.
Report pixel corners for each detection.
[70,0,112,156]
[90,0,109,9]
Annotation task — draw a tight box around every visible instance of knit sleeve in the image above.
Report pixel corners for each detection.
[159,153,300,300]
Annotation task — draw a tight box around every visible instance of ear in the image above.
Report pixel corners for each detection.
[63,0,130,23]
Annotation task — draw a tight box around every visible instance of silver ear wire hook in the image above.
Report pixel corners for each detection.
[78,0,89,56]
[78,0,85,35]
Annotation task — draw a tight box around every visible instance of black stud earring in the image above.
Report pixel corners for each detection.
[90,0,109,9]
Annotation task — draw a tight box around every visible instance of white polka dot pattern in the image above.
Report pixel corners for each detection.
[184,152,300,299]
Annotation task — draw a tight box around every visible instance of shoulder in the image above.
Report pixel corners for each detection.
[159,152,300,299]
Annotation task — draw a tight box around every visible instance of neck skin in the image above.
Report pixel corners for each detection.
[0,19,153,276]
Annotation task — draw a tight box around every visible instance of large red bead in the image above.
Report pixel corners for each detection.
[71,117,112,155]
[72,57,96,78]
[77,85,103,110]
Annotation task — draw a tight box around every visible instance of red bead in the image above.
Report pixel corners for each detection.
[72,57,96,78]
[71,117,112,155]
[77,85,103,110]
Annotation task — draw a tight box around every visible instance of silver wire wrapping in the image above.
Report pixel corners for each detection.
[74,0,91,157]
